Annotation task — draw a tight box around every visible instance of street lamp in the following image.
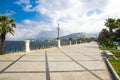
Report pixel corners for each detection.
[56,23,60,40]
[56,23,61,48]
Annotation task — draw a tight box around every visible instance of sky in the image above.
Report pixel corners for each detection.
[0,0,120,40]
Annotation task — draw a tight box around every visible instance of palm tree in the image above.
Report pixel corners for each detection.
[98,29,110,46]
[0,15,16,54]
[104,18,117,45]
[68,38,73,41]
[116,19,120,29]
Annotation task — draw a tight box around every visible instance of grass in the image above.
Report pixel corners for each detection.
[109,51,120,77]
[101,47,117,50]
[100,45,117,50]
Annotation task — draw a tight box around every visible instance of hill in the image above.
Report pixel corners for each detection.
[61,32,98,39]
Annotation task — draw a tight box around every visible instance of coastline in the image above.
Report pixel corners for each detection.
[0,46,63,58]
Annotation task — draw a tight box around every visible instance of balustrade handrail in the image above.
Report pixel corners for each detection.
[4,40,78,53]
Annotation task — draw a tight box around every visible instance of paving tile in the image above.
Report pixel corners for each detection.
[0,73,46,80]
[49,62,85,71]
[48,57,72,61]
[0,42,112,80]
[6,62,45,71]
[0,62,13,71]
[50,72,98,80]
[92,71,112,80]
[20,55,45,61]
[78,61,106,70]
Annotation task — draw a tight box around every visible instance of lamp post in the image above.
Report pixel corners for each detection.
[56,23,60,39]
[56,23,61,48]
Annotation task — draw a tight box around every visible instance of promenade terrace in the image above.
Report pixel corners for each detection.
[0,42,112,80]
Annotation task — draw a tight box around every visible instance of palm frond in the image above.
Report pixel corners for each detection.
[9,18,15,23]
[11,23,16,28]
[0,15,16,36]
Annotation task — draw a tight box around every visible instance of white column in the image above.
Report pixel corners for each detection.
[79,40,81,44]
[57,39,61,48]
[69,41,71,45]
[25,40,30,52]
[76,41,77,45]
[117,46,120,50]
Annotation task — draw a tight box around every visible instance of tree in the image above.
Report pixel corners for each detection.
[98,29,110,46]
[113,29,120,41]
[116,19,120,29]
[104,18,117,45]
[0,15,16,54]
[68,38,73,41]
[112,19,120,41]
[77,38,81,43]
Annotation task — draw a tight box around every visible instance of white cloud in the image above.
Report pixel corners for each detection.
[34,0,108,33]
[103,0,120,18]
[7,19,57,40]
[5,10,16,16]
[15,0,35,12]
[15,0,30,5]
[12,0,120,40]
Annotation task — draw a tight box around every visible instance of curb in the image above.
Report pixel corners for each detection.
[104,58,120,80]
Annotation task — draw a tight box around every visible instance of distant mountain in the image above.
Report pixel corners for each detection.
[28,32,98,41]
[60,32,98,39]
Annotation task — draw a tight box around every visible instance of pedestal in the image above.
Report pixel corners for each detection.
[25,40,30,52]
[57,39,61,48]
[76,41,77,45]
[69,41,71,45]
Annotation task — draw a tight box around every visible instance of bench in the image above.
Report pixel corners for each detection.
[102,50,117,59]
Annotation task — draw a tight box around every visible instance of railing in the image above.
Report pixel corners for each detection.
[61,41,69,46]
[4,40,78,53]
[5,41,25,53]
[30,41,57,50]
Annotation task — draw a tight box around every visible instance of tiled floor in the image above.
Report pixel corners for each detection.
[0,42,112,80]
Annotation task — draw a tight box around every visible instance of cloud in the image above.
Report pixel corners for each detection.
[7,19,57,40]
[81,0,108,9]
[15,0,30,5]
[11,0,120,40]
[87,9,103,16]
[14,0,35,12]
[103,0,120,18]
[4,10,16,16]
[33,0,108,33]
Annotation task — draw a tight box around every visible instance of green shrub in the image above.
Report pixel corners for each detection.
[109,51,120,77]
[109,59,120,77]
[101,44,117,50]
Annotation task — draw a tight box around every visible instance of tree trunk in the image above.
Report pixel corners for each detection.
[109,28,113,45]
[1,38,5,54]
[0,33,6,54]
[0,38,2,54]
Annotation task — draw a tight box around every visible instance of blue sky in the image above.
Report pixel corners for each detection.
[0,0,50,23]
[0,0,120,40]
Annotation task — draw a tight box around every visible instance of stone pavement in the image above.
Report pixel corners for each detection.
[0,42,112,80]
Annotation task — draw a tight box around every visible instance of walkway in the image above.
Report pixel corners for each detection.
[0,42,112,80]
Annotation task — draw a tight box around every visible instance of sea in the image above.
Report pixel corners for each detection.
[2,40,70,53]
[5,41,25,53]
